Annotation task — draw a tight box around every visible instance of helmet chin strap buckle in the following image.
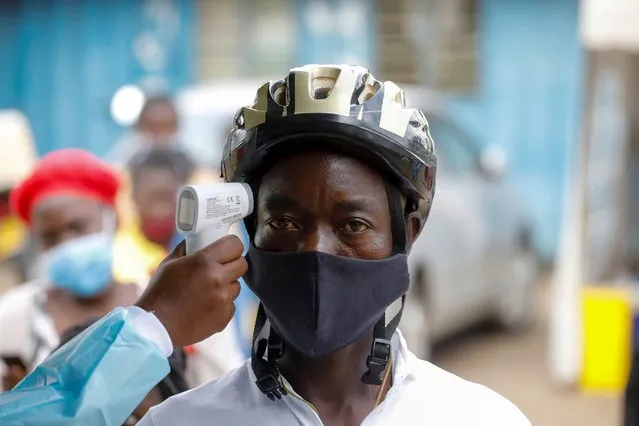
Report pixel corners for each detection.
[255,366,288,401]
[252,313,288,401]
[253,339,287,401]
[361,338,391,385]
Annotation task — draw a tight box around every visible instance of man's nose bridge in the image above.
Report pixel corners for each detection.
[303,225,336,254]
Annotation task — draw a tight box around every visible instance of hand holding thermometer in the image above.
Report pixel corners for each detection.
[176,183,254,254]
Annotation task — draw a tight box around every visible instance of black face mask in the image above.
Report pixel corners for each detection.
[245,244,410,358]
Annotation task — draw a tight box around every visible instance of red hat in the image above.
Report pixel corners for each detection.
[10,149,121,224]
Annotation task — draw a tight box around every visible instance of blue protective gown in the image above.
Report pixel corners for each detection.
[0,307,168,426]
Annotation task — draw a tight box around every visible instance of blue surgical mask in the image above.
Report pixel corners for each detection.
[44,233,114,298]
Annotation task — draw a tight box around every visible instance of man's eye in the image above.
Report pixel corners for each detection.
[342,219,370,233]
[269,217,298,230]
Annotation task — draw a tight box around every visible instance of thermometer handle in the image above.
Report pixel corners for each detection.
[185,224,231,255]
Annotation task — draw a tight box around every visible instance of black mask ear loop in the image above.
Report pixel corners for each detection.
[362,182,407,385]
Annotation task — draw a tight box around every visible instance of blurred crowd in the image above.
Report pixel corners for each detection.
[0,96,257,420]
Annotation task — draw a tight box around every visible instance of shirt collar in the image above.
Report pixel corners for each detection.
[247,330,416,402]
[389,329,416,387]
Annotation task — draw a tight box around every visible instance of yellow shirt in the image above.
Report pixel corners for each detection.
[0,216,27,260]
[112,225,167,286]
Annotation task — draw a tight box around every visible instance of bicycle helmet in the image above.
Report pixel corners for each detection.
[220,64,438,400]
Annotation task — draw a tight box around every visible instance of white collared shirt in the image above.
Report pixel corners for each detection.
[139,331,530,425]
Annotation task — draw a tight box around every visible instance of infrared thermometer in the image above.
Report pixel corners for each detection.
[176,183,254,254]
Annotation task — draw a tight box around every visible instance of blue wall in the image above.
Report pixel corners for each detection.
[294,0,376,68]
[446,0,584,261]
[0,0,195,157]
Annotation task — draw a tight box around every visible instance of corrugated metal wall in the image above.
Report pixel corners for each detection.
[445,0,585,260]
[0,0,195,157]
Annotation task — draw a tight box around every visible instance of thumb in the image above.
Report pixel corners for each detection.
[160,239,186,265]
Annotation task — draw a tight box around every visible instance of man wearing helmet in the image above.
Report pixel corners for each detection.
[137,65,529,425]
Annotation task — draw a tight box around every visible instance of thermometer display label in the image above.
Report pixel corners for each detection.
[205,193,243,223]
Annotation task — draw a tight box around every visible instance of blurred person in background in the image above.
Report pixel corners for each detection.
[0,149,141,391]
[54,318,190,425]
[0,110,38,293]
[106,96,191,168]
[128,149,193,251]
[112,148,195,287]
[114,148,246,386]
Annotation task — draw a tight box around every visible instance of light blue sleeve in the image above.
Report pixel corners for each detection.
[0,307,170,426]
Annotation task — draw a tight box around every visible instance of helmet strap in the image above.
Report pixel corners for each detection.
[361,182,407,385]
[386,182,408,255]
[361,296,405,385]
[251,304,287,401]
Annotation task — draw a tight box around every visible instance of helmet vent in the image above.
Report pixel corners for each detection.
[356,77,381,105]
[271,81,288,106]
[234,110,245,128]
[311,77,336,100]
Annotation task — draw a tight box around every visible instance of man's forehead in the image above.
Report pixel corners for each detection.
[260,150,383,183]
[260,192,383,214]
[252,150,391,216]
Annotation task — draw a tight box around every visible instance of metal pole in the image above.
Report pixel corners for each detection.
[548,48,594,387]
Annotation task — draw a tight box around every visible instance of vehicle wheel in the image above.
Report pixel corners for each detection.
[401,265,433,359]
[495,247,539,331]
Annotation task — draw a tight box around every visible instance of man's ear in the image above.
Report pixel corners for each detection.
[405,211,423,254]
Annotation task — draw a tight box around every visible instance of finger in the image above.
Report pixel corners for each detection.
[220,256,248,281]
[199,235,245,264]
[218,303,237,334]
[227,280,241,301]
[160,240,186,265]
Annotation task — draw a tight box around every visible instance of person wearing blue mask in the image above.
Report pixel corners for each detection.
[0,216,248,425]
[0,149,142,390]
